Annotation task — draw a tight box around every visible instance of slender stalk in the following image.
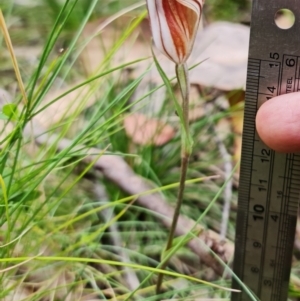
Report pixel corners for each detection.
[156,63,192,294]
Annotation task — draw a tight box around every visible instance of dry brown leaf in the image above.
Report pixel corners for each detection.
[3,280,32,301]
[123,113,175,146]
[35,17,152,128]
[227,90,245,164]
[80,17,152,76]
[35,84,97,128]
[189,22,249,90]
[231,111,243,166]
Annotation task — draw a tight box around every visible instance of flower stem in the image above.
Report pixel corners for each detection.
[156,63,192,294]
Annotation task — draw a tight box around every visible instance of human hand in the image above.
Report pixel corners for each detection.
[256,92,300,153]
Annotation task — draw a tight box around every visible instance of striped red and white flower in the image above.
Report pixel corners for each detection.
[146,0,204,64]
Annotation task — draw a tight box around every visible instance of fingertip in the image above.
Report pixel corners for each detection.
[256,93,300,153]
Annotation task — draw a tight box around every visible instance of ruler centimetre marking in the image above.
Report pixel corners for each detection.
[232,1,300,301]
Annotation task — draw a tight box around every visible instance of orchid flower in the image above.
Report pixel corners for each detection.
[146,0,205,294]
[147,0,204,64]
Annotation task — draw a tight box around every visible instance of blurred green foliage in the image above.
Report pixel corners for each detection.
[206,0,250,21]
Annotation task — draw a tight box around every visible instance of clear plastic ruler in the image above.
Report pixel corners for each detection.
[231,1,300,301]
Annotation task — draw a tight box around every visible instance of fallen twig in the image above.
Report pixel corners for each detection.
[24,121,234,276]
[204,101,233,241]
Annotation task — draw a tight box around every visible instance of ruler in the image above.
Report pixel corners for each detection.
[232,1,300,301]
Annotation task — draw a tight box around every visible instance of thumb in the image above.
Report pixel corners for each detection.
[256,92,300,153]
